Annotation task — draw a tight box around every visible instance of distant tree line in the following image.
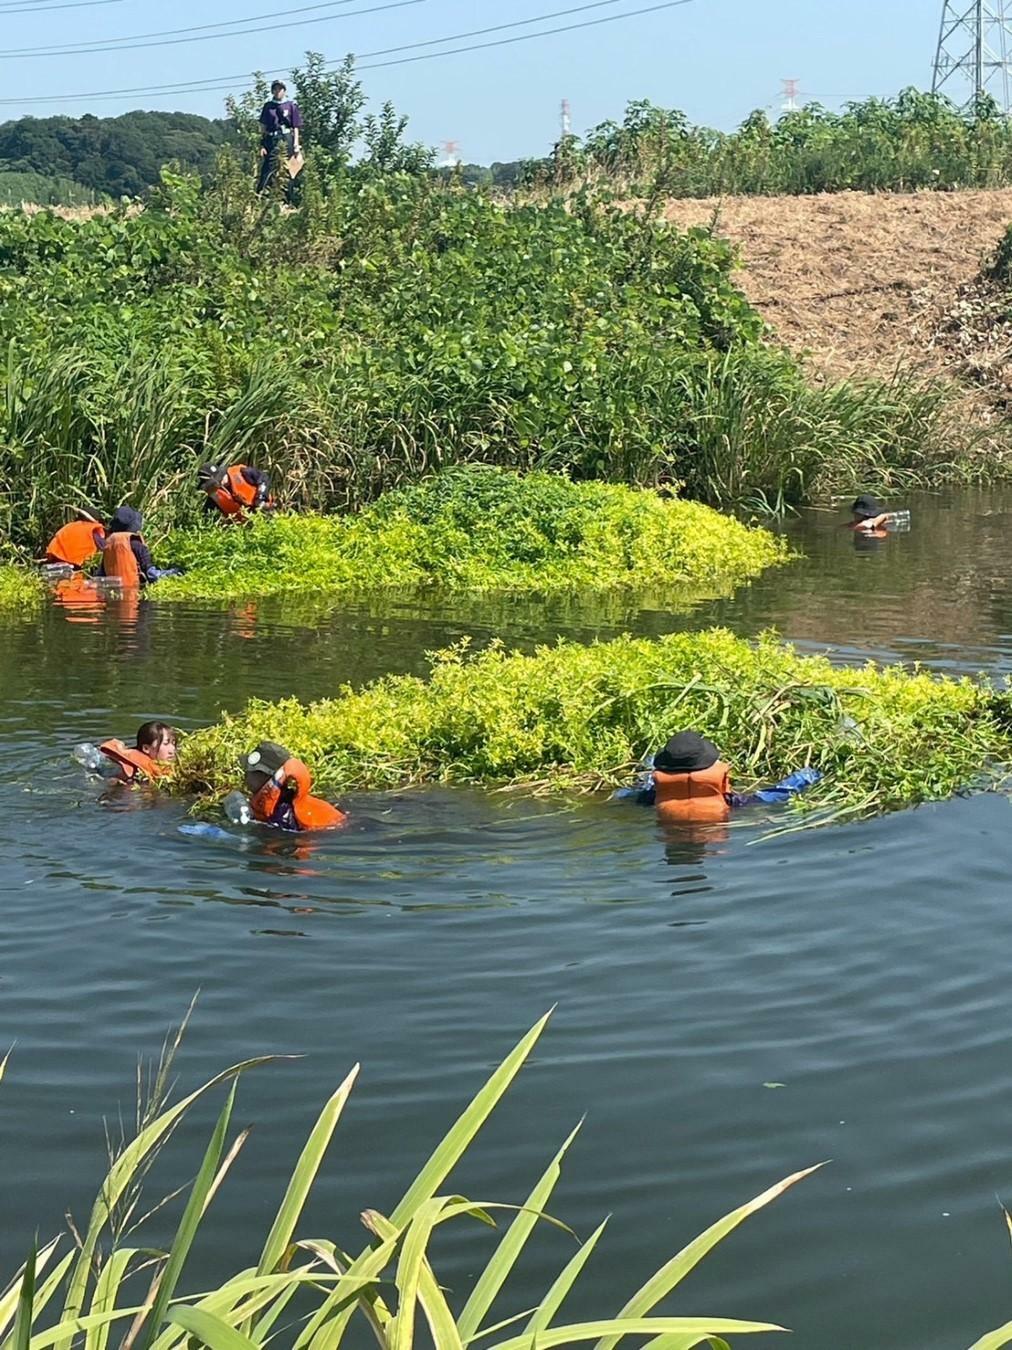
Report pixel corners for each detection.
[0,110,232,202]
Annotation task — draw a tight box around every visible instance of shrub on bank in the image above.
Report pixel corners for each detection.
[178,627,1012,820]
[157,468,790,600]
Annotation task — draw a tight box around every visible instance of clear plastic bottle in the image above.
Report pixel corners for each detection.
[886,510,911,532]
[73,742,115,775]
[222,790,253,826]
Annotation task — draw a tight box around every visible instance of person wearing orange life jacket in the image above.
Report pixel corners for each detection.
[97,506,179,585]
[100,722,178,784]
[242,742,346,832]
[44,512,105,568]
[615,730,820,823]
[198,462,273,521]
[651,732,733,825]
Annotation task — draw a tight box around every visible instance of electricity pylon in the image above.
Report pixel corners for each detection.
[933,1,1012,111]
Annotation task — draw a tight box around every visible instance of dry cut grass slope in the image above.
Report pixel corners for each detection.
[662,189,1012,385]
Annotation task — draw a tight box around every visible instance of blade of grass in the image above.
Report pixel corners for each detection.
[12,1246,36,1350]
[257,1066,360,1276]
[86,1251,142,1350]
[134,1080,239,1350]
[60,1056,279,1339]
[457,1123,582,1342]
[372,1208,463,1350]
[489,1318,785,1350]
[522,1220,609,1337]
[595,1165,822,1350]
[167,1307,258,1350]
[390,1012,553,1227]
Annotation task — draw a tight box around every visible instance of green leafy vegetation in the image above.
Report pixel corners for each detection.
[0,157,975,558]
[0,565,44,612]
[1,1012,808,1348]
[157,468,789,601]
[525,88,1012,196]
[177,627,1012,822]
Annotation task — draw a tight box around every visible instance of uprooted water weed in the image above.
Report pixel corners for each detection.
[178,627,1012,822]
[156,467,791,601]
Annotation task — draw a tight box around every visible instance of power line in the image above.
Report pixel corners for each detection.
[0,0,382,56]
[0,0,696,105]
[0,0,426,58]
[0,0,128,11]
[359,0,697,72]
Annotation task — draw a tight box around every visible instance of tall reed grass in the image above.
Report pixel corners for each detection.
[1,1013,811,1349]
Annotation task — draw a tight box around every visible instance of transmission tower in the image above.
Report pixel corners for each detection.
[560,98,572,138]
[781,78,801,112]
[933,1,1012,111]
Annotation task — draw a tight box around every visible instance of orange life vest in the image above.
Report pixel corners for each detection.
[46,520,104,567]
[99,739,169,783]
[210,465,261,518]
[100,531,141,585]
[654,760,732,824]
[250,757,346,832]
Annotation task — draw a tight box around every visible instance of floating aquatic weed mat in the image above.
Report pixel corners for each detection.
[155,467,791,602]
[179,628,1012,823]
[0,564,44,613]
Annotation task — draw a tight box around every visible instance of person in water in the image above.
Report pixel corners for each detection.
[198,462,273,521]
[257,80,303,196]
[98,506,178,585]
[619,730,819,824]
[849,494,895,535]
[100,722,178,783]
[44,510,105,569]
[242,742,346,832]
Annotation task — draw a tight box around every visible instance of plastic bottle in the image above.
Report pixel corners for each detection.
[73,742,115,775]
[223,790,253,826]
[886,510,911,532]
[178,822,235,843]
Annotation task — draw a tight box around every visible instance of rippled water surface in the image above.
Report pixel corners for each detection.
[3,490,1012,1348]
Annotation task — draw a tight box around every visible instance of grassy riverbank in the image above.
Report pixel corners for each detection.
[157,469,789,601]
[178,628,1012,821]
[0,157,983,557]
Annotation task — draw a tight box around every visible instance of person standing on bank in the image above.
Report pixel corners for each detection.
[257,80,303,196]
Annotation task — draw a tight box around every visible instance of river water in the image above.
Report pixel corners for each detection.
[2,489,1012,1348]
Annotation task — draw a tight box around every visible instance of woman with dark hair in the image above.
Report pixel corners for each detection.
[257,80,303,195]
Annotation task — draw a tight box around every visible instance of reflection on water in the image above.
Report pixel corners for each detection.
[3,489,1012,1349]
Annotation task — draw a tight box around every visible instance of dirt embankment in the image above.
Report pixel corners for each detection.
[662,189,1012,390]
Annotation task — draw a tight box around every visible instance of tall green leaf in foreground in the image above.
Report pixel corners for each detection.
[0,1014,814,1348]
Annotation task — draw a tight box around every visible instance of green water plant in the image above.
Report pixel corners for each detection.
[0,564,44,612]
[156,468,790,601]
[178,628,1012,822]
[2,1014,811,1349]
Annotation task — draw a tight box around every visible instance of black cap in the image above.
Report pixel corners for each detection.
[198,462,224,488]
[654,731,720,775]
[852,494,883,520]
[243,741,291,793]
[109,505,143,533]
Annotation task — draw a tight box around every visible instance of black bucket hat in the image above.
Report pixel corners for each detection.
[108,505,143,533]
[852,494,883,521]
[654,731,720,775]
[243,741,292,793]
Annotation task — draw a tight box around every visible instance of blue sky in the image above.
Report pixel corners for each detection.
[3,0,951,162]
